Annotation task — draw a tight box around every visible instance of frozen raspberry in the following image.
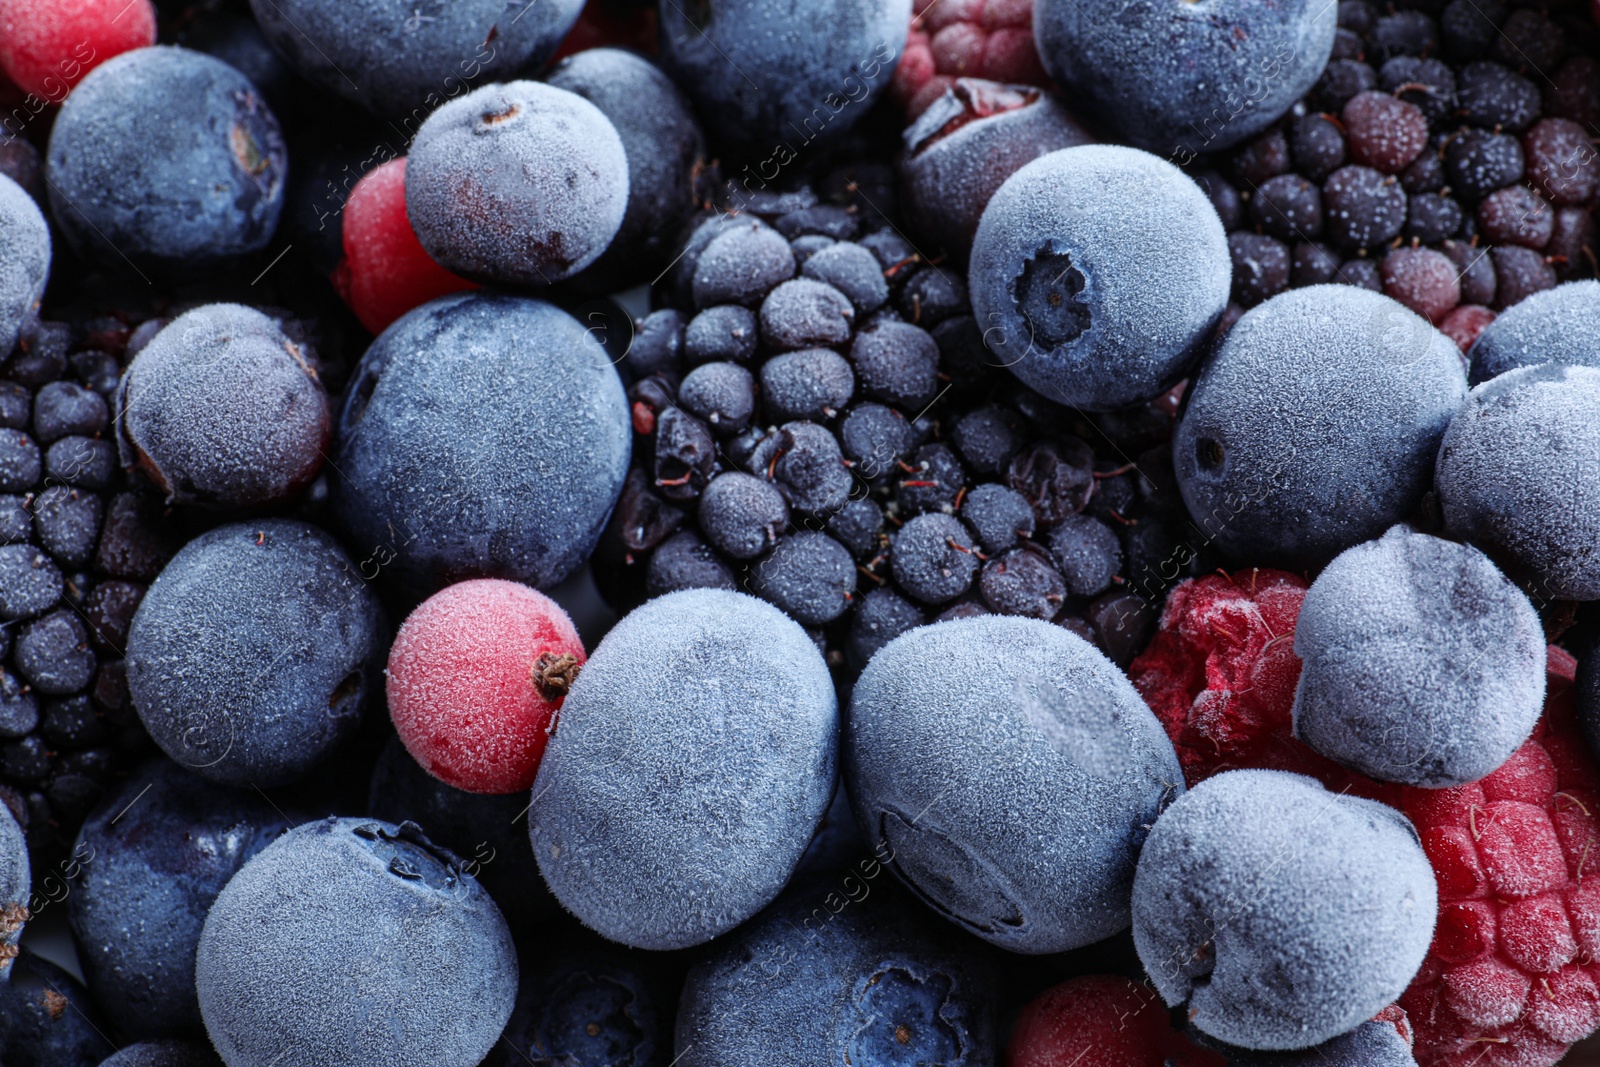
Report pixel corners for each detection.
[551,0,658,61]
[0,0,155,101]
[386,578,585,795]
[893,0,1048,119]
[333,159,477,335]
[1006,975,1223,1067]
[1131,573,1600,1066]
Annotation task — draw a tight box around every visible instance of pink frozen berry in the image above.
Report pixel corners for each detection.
[387,579,584,795]
[0,0,155,101]
[893,0,1048,120]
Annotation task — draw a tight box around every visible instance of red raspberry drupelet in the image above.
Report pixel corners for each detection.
[1006,975,1224,1067]
[386,578,585,795]
[1131,570,1600,1066]
[893,0,1049,119]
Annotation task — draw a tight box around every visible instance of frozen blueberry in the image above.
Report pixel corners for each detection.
[749,531,855,625]
[488,933,668,1067]
[366,736,551,931]
[761,278,855,351]
[1292,526,1544,787]
[685,304,759,365]
[0,950,116,1065]
[948,405,1021,477]
[761,348,855,423]
[0,796,23,974]
[100,1043,224,1067]
[969,145,1230,410]
[679,361,756,434]
[406,82,627,286]
[846,615,1182,952]
[693,220,797,309]
[32,381,105,444]
[1467,281,1600,385]
[1035,0,1333,157]
[332,292,630,595]
[549,49,705,291]
[530,590,837,949]
[0,174,47,356]
[125,520,386,786]
[676,877,997,1065]
[1132,770,1435,1050]
[249,0,580,117]
[890,513,977,605]
[698,472,789,560]
[657,0,907,149]
[117,305,328,509]
[1437,363,1600,599]
[1200,1018,1418,1067]
[1174,285,1467,568]
[901,79,1093,261]
[801,241,889,314]
[46,48,285,275]
[850,322,940,410]
[68,758,293,1038]
[197,817,516,1067]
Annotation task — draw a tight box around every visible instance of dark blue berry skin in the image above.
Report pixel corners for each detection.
[1174,285,1466,569]
[657,0,910,150]
[0,950,116,1066]
[1,797,24,973]
[66,758,294,1039]
[0,174,49,356]
[367,735,554,931]
[248,0,582,118]
[1205,1020,1418,1066]
[748,531,855,625]
[46,48,285,277]
[1467,281,1600,385]
[548,49,706,293]
[487,932,668,1067]
[674,877,998,1067]
[125,520,387,787]
[531,590,837,950]
[846,615,1184,953]
[1034,0,1334,158]
[969,146,1230,410]
[99,1042,225,1067]
[332,292,630,596]
[196,817,517,1067]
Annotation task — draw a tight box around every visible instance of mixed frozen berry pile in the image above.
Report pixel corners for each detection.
[1,0,1599,1066]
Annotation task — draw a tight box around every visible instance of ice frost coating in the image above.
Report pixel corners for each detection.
[330,292,630,596]
[1291,525,1545,788]
[1132,770,1437,1051]
[249,0,581,118]
[0,796,24,975]
[968,144,1231,410]
[117,304,329,509]
[529,589,837,951]
[1201,1018,1418,1067]
[546,48,705,292]
[196,817,516,1067]
[1174,284,1467,569]
[0,174,47,356]
[45,47,285,274]
[99,1043,223,1067]
[406,81,628,286]
[125,520,386,787]
[844,615,1184,954]
[1467,281,1600,385]
[657,0,911,150]
[1033,0,1335,158]
[1436,363,1600,600]
[675,878,998,1067]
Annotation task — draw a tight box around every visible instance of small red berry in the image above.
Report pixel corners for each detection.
[893,0,1049,120]
[387,578,585,795]
[333,158,477,335]
[0,0,155,101]
[1007,975,1223,1067]
[1382,246,1462,325]
[1441,305,1496,354]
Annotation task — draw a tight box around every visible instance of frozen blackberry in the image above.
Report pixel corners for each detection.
[0,312,185,863]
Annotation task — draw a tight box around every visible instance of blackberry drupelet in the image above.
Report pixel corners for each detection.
[594,151,1210,680]
[0,311,189,865]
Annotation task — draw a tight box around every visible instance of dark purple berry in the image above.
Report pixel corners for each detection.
[1046,514,1123,599]
[1322,165,1408,249]
[760,348,855,424]
[850,323,939,410]
[1405,192,1464,243]
[1292,242,1344,286]
[685,305,759,365]
[698,472,788,560]
[1228,233,1293,308]
[890,512,977,605]
[678,362,757,435]
[979,542,1066,620]
[1289,115,1347,183]
[1490,244,1556,308]
[748,531,854,625]
[1457,60,1541,131]
[1252,174,1324,240]
[959,482,1035,555]
[1444,127,1525,201]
